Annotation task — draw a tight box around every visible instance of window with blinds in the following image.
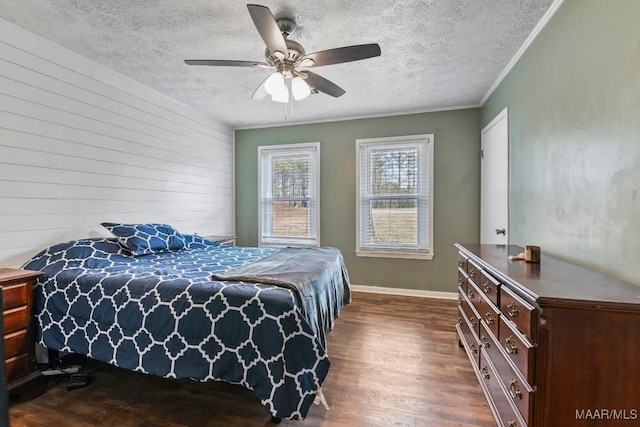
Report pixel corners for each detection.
[356,134,434,259]
[258,142,320,247]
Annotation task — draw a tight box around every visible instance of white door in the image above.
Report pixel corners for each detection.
[480,108,509,244]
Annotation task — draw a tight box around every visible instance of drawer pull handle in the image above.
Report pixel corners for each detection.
[457,318,463,326]
[481,365,490,379]
[482,282,491,293]
[509,379,523,400]
[485,312,495,325]
[469,317,477,328]
[467,290,475,300]
[508,422,517,427]
[458,260,464,267]
[458,296,463,304]
[458,278,464,287]
[480,335,490,348]
[469,269,476,278]
[504,336,519,354]
[470,343,478,354]
[507,302,519,318]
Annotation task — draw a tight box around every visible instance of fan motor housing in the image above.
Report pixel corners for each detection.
[265,39,305,65]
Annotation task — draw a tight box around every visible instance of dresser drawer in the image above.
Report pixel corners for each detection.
[459,287,481,336]
[457,306,480,367]
[457,252,469,273]
[457,269,468,294]
[2,282,29,310]
[4,305,29,335]
[463,277,479,306]
[4,329,29,359]
[499,314,535,384]
[479,270,500,307]
[489,346,535,422]
[482,299,500,339]
[469,279,500,338]
[5,353,30,384]
[479,349,528,427]
[467,259,481,283]
[479,320,497,359]
[500,285,536,340]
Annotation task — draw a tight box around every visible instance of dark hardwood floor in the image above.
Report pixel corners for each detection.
[9,292,494,426]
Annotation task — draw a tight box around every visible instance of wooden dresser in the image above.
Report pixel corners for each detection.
[455,244,640,427]
[1,268,46,401]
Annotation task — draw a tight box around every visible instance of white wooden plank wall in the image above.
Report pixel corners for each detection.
[0,19,235,268]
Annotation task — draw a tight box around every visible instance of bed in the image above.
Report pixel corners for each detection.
[22,223,351,421]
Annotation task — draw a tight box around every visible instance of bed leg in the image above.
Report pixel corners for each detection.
[270,416,282,424]
[47,349,60,367]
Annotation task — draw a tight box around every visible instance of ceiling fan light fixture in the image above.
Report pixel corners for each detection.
[271,90,289,103]
[264,72,287,95]
[292,76,311,100]
[266,73,289,103]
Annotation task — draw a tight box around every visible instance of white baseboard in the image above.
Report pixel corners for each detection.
[350,284,458,300]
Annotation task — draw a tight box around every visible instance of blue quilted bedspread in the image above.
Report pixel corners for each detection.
[23,236,351,420]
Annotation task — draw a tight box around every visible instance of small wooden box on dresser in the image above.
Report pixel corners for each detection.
[1,268,46,401]
[455,244,640,427]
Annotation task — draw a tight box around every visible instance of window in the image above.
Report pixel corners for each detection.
[356,134,434,259]
[258,142,320,247]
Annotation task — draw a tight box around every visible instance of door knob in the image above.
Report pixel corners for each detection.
[495,228,506,235]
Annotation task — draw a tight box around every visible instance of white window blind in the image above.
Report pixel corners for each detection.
[258,142,320,247]
[356,134,433,259]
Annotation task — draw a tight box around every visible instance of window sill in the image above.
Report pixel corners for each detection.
[260,242,319,248]
[355,250,434,260]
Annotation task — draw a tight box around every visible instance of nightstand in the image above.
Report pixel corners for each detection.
[204,236,237,247]
[1,268,46,401]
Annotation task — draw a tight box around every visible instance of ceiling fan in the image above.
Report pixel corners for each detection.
[184,4,381,103]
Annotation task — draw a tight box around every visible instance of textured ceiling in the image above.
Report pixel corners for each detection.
[0,0,554,128]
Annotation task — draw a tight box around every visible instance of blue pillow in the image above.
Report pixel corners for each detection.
[101,222,187,256]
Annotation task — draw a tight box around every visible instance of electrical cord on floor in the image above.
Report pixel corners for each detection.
[41,358,109,390]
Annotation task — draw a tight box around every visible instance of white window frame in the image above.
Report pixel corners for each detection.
[355,134,434,260]
[258,142,320,247]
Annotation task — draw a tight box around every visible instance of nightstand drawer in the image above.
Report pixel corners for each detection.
[6,353,30,383]
[5,329,29,359]
[2,282,28,310]
[4,305,29,335]
[1,267,44,401]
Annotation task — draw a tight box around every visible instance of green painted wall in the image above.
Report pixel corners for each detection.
[482,0,640,284]
[235,109,480,292]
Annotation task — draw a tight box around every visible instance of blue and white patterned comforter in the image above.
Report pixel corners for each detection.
[23,236,351,420]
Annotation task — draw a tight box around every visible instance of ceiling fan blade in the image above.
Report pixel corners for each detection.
[184,59,271,68]
[301,43,381,67]
[303,71,346,98]
[252,76,269,100]
[247,4,288,58]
